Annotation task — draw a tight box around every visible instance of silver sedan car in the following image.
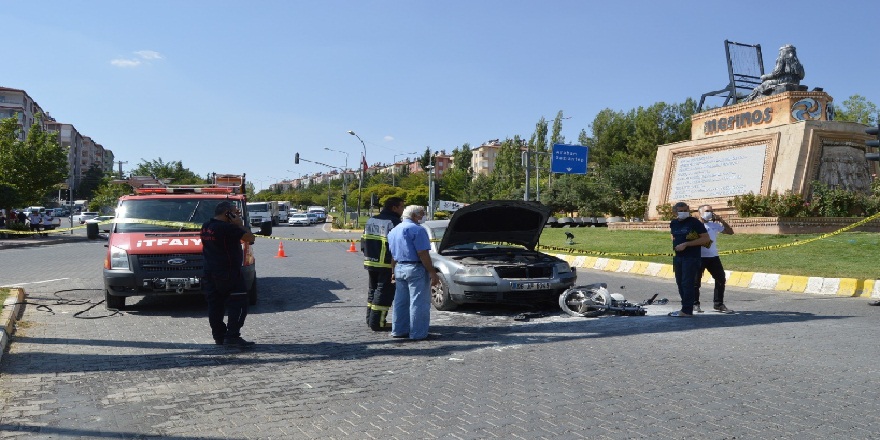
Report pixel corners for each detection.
[421,200,577,311]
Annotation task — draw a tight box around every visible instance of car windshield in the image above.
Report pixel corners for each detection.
[115,198,237,232]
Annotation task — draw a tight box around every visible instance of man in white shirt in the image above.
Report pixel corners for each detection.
[694,205,734,313]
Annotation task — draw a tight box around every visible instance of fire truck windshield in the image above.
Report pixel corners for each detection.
[115,199,241,232]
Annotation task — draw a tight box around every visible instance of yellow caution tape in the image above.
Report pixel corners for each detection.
[539,211,880,258]
[5,212,878,254]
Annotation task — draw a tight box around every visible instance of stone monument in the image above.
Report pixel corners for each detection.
[646,44,877,220]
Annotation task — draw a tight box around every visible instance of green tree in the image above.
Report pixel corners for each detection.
[130,158,206,185]
[89,182,129,212]
[0,116,68,206]
[439,143,474,202]
[77,163,107,200]
[417,146,433,170]
[466,173,495,202]
[835,94,878,125]
[492,136,525,198]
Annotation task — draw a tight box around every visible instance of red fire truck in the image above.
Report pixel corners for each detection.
[102,174,257,310]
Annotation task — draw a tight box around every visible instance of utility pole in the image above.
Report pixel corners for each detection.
[115,160,128,179]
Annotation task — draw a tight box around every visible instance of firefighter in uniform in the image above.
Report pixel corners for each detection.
[362,196,405,331]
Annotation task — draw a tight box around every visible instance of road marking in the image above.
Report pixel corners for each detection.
[4,278,70,287]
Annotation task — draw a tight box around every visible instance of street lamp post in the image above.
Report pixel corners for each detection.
[426,165,435,220]
[347,130,367,228]
[392,151,417,187]
[324,147,350,222]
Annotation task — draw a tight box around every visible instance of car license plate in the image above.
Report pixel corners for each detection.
[510,282,550,290]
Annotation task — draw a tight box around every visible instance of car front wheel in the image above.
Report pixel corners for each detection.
[431,274,458,311]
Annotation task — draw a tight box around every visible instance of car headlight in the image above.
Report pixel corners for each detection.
[555,262,572,274]
[454,266,493,277]
[109,245,130,270]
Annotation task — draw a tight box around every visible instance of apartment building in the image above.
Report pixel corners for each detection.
[2,85,113,193]
[470,139,502,176]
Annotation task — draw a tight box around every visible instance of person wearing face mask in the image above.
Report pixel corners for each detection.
[668,202,710,317]
[694,205,734,313]
[387,205,440,340]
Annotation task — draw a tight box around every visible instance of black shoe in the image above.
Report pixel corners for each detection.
[391,333,409,339]
[224,336,255,347]
[214,339,225,345]
[868,300,880,306]
[413,333,441,341]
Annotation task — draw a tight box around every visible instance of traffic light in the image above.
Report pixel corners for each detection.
[433,182,441,200]
[867,124,880,161]
[294,153,300,164]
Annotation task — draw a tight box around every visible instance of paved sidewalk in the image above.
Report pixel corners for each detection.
[0,232,93,250]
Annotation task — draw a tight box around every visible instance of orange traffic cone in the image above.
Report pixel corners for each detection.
[347,241,358,253]
[275,241,288,258]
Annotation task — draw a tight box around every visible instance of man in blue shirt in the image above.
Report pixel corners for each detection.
[201,201,256,347]
[387,205,439,340]
[669,202,710,317]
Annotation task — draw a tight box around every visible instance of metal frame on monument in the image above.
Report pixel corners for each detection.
[698,40,765,111]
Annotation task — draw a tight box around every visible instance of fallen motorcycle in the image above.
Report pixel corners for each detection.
[558,283,654,317]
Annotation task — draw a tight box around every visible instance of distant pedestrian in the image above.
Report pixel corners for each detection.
[694,205,734,313]
[362,196,405,331]
[668,202,709,317]
[28,211,42,235]
[17,210,27,224]
[200,201,257,347]
[387,205,439,340]
[40,211,53,236]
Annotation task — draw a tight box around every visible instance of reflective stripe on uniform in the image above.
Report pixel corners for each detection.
[362,232,392,268]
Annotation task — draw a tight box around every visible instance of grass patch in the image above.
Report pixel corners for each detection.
[538,228,880,279]
[0,288,8,314]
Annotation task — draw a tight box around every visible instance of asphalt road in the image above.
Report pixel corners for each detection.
[1,223,879,439]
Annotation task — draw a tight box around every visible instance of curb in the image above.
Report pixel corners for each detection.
[0,288,25,363]
[556,254,880,299]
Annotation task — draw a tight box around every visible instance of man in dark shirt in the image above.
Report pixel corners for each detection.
[201,201,256,347]
[669,202,710,317]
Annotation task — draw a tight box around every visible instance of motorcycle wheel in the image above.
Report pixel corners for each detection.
[559,284,612,317]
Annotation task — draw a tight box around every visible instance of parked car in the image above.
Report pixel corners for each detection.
[77,212,100,224]
[86,215,115,233]
[422,200,578,311]
[306,212,320,224]
[287,213,312,226]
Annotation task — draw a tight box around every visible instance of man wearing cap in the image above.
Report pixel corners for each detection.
[200,201,256,347]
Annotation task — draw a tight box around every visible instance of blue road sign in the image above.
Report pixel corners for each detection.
[551,144,588,174]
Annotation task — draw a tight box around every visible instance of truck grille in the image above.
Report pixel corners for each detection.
[137,253,204,272]
[494,266,553,279]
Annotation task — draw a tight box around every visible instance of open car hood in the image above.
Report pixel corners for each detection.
[438,200,550,252]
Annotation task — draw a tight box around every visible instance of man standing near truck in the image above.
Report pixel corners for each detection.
[362,197,405,331]
[201,201,257,347]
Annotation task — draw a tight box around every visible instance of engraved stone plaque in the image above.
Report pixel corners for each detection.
[669,144,767,200]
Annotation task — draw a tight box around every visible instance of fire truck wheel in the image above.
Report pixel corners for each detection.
[259,221,272,236]
[105,290,125,310]
[248,278,258,305]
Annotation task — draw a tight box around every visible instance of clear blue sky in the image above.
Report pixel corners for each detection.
[4,1,878,188]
